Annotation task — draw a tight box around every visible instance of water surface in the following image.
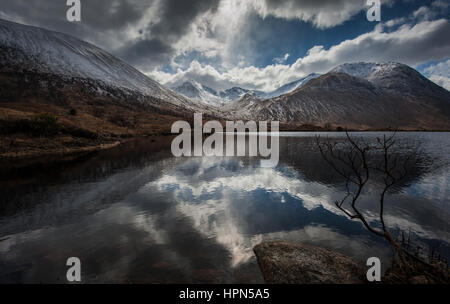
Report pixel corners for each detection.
[0,132,449,283]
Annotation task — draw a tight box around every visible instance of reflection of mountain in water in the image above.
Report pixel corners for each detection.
[0,133,449,283]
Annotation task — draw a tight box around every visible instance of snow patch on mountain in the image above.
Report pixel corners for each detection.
[172,80,266,105]
[172,74,322,105]
[171,80,223,105]
[264,73,321,98]
[330,62,409,82]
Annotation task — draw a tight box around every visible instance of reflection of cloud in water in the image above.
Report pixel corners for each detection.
[149,157,449,267]
[405,170,450,210]
[173,198,261,267]
[0,203,197,283]
[2,133,448,282]
[149,158,339,267]
[151,158,336,212]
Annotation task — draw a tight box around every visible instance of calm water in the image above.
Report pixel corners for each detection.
[0,132,449,283]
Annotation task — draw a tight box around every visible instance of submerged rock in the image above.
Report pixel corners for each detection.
[253,241,366,284]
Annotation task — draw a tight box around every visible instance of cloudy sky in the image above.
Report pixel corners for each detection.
[1,0,449,91]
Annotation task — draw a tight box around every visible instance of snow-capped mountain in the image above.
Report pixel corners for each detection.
[220,87,265,101]
[171,80,265,105]
[0,19,203,113]
[223,92,262,118]
[263,73,321,99]
[171,80,223,105]
[172,75,321,105]
[330,62,395,79]
[234,62,450,130]
[1,19,449,130]
[331,62,448,98]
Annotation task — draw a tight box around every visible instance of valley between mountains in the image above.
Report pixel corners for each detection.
[1,19,449,159]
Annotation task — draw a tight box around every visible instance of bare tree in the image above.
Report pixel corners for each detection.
[316,131,417,268]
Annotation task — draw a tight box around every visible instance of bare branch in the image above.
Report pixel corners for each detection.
[316,132,419,267]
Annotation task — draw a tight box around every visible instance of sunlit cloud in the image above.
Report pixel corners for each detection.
[149,18,450,92]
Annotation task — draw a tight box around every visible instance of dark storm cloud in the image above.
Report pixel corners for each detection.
[82,0,149,31]
[0,1,72,33]
[149,0,220,41]
[118,38,175,69]
[0,0,221,69]
[0,0,151,35]
[118,0,221,69]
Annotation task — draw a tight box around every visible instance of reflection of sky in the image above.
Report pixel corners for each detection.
[405,170,450,211]
[147,156,449,268]
[0,133,449,283]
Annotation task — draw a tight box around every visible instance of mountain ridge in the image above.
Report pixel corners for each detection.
[234,62,450,130]
[1,19,449,133]
[171,80,267,105]
[171,73,322,104]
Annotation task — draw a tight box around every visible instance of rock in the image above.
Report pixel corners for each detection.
[408,275,430,284]
[253,241,366,284]
[383,261,450,284]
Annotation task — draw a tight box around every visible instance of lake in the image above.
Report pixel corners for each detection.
[0,132,449,283]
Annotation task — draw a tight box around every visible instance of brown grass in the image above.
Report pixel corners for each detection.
[0,99,185,159]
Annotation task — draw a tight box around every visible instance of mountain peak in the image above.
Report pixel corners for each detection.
[329,62,409,80]
[172,81,203,99]
[171,78,261,104]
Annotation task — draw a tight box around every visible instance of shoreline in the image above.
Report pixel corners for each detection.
[253,241,450,284]
[0,140,123,160]
[1,129,449,163]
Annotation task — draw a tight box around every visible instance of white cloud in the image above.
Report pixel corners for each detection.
[383,16,406,27]
[290,18,450,74]
[423,59,450,90]
[252,0,391,29]
[428,75,450,90]
[432,0,450,9]
[413,5,438,21]
[273,53,290,64]
[149,18,450,92]
[149,0,393,72]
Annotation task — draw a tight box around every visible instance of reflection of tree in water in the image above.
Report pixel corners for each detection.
[316,132,449,283]
[279,134,430,189]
